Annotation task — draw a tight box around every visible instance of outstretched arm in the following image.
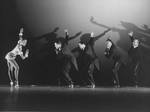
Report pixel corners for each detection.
[94,29,111,42]
[64,29,82,45]
[64,29,82,44]
[68,31,82,41]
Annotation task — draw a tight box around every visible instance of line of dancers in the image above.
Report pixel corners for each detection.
[5,28,141,88]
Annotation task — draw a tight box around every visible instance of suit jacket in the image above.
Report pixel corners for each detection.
[105,43,126,65]
[72,46,86,65]
[56,33,78,71]
[76,37,100,70]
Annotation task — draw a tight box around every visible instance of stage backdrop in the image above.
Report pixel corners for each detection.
[0,0,150,86]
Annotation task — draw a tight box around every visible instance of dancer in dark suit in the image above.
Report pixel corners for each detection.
[105,37,126,87]
[128,31,141,87]
[54,29,78,88]
[74,32,100,88]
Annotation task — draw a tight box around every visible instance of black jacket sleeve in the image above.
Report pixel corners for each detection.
[130,36,134,42]
[88,37,94,46]
[65,32,69,45]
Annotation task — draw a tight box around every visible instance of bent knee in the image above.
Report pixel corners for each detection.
[113,69,116,73]
[14,66,19,70]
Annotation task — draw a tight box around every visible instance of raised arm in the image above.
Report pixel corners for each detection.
[68,31,82,41]
[64,29,69,45]
[94,29,111,42]
[18,28,24,44]
[128,31,134,42]
[88,32,94,45]
[64,29,82,45]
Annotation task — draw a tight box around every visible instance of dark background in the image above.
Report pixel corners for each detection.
[0,0,150,86]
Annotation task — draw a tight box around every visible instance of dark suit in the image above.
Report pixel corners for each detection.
[105,42,126,86]
[56,32,78,85]
[128,36,141,86]
[74,37,100,85]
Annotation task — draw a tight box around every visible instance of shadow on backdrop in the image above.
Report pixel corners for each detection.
[90,16,150,86]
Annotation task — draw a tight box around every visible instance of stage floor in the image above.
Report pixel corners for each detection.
[0,85,150,112]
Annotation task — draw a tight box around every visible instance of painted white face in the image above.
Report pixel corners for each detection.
[133,39,139,48]
[21,39,27,46]
[79,43,86,50]
[54,43,61,49]
[106,41,112,49]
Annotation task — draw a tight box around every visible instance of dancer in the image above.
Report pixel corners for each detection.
[75,32,100,88]
[105,37,126,87]
[5,28,29,87]
[54,29,78,88]
[128,31,141,87]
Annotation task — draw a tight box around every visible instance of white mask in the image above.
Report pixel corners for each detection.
[54,43,61,49]
[133,39,139,48]
[106,41,112,49]
[79,43,86,50]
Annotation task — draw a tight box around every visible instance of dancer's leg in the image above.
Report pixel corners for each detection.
[87,63,95,88]
[133,62,139,87]
[62,61,73,87]
[9,59,19,87]
[7,60,13,86]
[112,61,121,87]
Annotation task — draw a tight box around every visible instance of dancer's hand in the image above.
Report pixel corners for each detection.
[64,29,68,35]
[128,31,133,37]
[91,31,94,37]
[25,49,29,58]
